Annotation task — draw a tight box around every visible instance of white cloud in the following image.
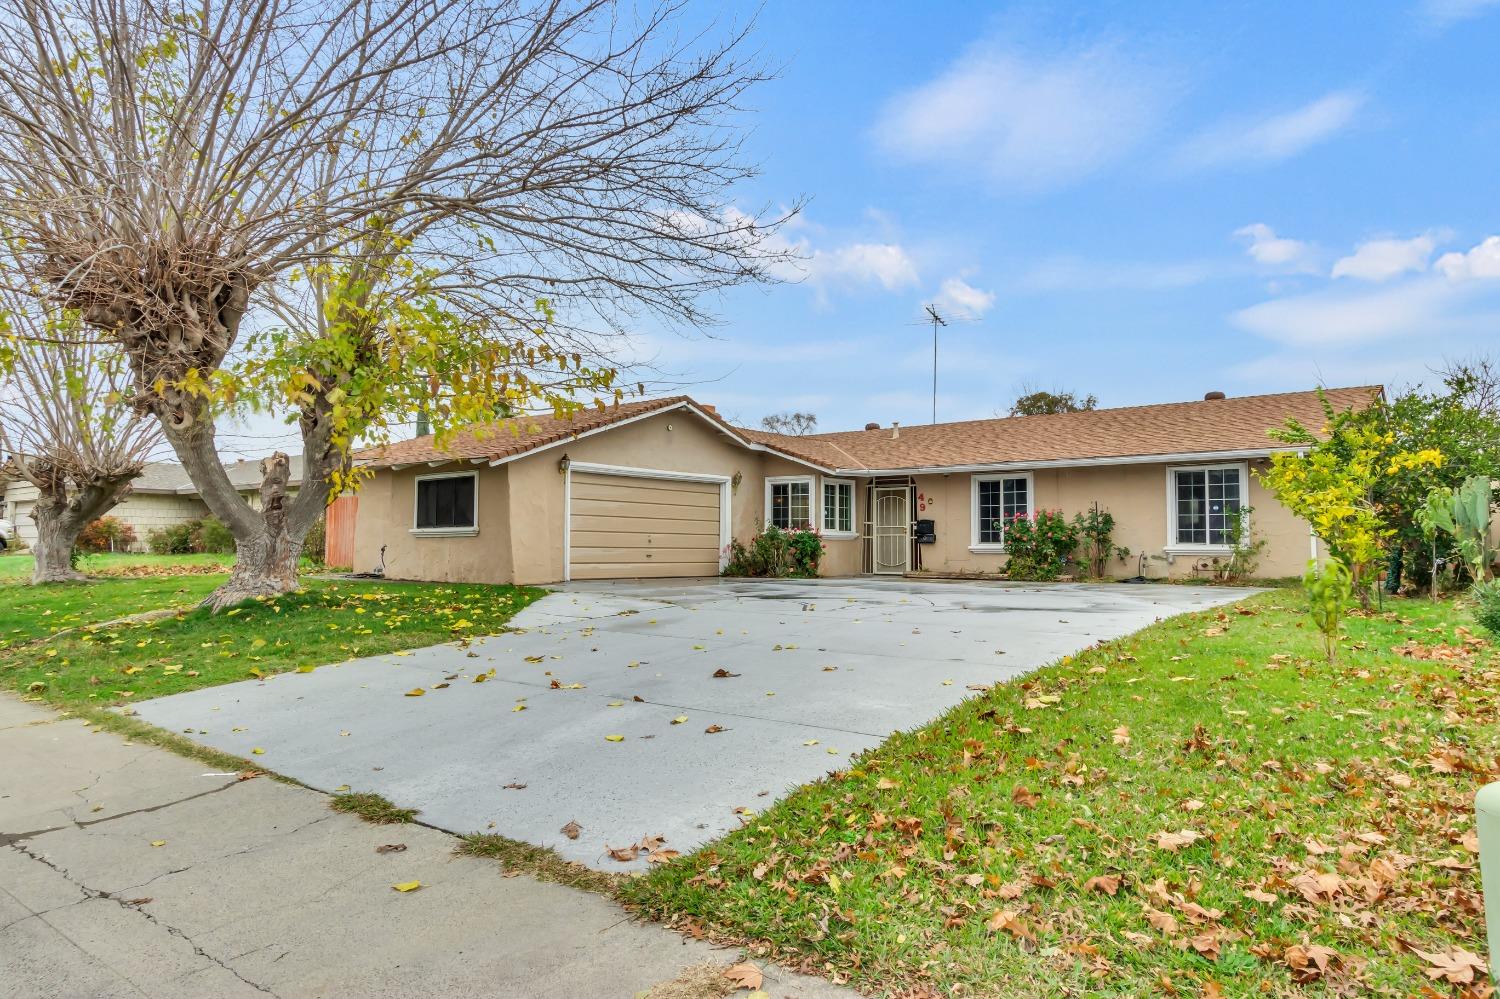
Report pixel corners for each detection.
[1234,223,1317,271]
[873,42,1171,191]
[1231,277,1497,346]
[1419,0,1500,26]
[932,276,996,318]
[1332,233,1439,282]
[1436,235,1500,281]
[1176,90,1365,170]
[804,242,920,291]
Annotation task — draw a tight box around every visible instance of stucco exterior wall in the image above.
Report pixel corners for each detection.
[352,463,514,583]
[902,458,1312,580]
[506,410,784,585]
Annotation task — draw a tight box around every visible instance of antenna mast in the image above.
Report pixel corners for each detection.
[924,304,947,425]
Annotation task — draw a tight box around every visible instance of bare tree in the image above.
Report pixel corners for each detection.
[0,0,794,608]
[0,303,160,582]
[760,411,818,435]
[1438,354,1500,416]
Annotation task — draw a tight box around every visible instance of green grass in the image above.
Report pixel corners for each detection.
[1,578,544,707]
[331,791,419,824]
[621,591,1496,997]
[459,833,623,895]
[0,574,230,647]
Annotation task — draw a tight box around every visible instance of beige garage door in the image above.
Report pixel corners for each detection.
[568,472,723,579]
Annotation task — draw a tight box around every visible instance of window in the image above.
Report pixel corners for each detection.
[1168,463,1244,548]
[766,477,813,530]
[413,472,477,533]
[971,473,1032,549]
[822,478,854,536]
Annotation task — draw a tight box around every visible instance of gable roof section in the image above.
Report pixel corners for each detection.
[746,386,1381,473]
[354,396,832,471]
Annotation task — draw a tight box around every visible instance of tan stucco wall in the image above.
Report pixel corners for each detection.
[351,463,514,583]
[902,458,1312,580]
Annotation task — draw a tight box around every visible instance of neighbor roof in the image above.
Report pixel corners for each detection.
[749,386,1382,472]
[354,386,1381,475]
[132,457,306,495]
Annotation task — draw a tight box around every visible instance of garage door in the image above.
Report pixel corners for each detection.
[568,471,723,579]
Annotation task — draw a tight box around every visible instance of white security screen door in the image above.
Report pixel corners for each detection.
[872,486,910,574]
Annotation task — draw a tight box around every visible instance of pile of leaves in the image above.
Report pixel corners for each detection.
[622,590,1497,997]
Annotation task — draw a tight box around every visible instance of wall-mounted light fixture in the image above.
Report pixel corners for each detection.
[731,470,743,492]
[558,453,571,476]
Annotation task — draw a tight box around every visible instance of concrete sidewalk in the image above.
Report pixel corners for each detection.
[0,694,856,999]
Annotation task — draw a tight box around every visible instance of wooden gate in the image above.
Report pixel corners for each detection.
[324,495,358,569]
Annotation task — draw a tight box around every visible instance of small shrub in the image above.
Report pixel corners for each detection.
[1472,578,1500,637]
[1305,558,1353,665]
[147,521,200,554]
[722,524,823,578]
[303,516,327,567]
[1222,506,1267,582]
[195,516,235,554]
[1003,510,1078,580]
[77,516,137,553]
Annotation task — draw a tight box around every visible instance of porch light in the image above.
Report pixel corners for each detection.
[732,470,743,492]
[558,453,570,476]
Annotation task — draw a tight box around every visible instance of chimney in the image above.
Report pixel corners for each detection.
[891,421,900,440]
[701,404,717,416]
[864,422,880,431]
[1203,391,1226,401]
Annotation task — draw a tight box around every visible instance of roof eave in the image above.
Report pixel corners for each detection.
[836,446,1289,477]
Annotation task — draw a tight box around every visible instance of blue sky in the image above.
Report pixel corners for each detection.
[225,0,1500,457]
[626,0,1500,432]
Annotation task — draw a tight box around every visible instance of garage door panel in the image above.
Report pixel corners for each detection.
[568,470,723,580]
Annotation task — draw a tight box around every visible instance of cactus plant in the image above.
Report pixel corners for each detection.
[1419,475,1495,584]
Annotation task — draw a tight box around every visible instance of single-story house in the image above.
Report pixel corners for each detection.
[2,457,304,552]
[347,386,1378,585]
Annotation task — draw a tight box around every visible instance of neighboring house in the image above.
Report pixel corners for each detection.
[2,457,304,552]
[347,386,1379,585]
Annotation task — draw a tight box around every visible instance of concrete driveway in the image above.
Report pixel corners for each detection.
[135,577,1252,870]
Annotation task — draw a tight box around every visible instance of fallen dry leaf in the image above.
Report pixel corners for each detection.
[722,962,763,990]
[375,843,407,854]
[560,820,582,840]
[391,880,422,892]
[1083,874,1121,896]
[1416,947,1487,984]
[1154,829,1201,852]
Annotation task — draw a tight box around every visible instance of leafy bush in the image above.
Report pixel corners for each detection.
[303,515,327,567]
[147,521,200,554]
[195,516,235,554]
[1304,558,1353,665]
[723,524,823,578]
[1472,578,1500,637]
[1071,505,1128,578]
[1221,505,1266,582]
[76,516,137,553]
[1002,510,1078,581]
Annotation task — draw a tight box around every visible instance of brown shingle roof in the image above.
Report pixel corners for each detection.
[354,396,772,469]
[355,386,1381,474]
[744,386,1382,472]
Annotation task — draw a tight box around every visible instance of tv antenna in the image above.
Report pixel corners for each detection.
[924,304,947,424]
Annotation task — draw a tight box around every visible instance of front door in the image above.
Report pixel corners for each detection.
[872,486,910,574]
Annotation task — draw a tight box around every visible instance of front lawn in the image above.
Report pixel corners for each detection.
[0,550,235,581]
[623,590,1495,997]
[2,579,544,707]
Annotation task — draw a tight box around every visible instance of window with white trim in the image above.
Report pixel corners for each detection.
[414,472,477,532]
[972,473,1032,548]
[1168,464,1244,547]
[822,478,854,536]
[767,477,813,530]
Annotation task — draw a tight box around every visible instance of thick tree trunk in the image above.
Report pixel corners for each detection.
[28,476,135,584]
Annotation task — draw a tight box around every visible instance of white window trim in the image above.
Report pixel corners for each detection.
[765,475,816,531]
[1164,461,1249,553]
[969,471,1034,553]
[820,477,856,539]
[411,470,479,536]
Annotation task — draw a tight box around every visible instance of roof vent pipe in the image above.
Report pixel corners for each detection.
[864,422,880,431]
[1203,391,1226,401]
[891,421,900,440]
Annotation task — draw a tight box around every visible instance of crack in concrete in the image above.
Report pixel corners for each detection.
[6,840,281,997]
[0,779,242,847]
